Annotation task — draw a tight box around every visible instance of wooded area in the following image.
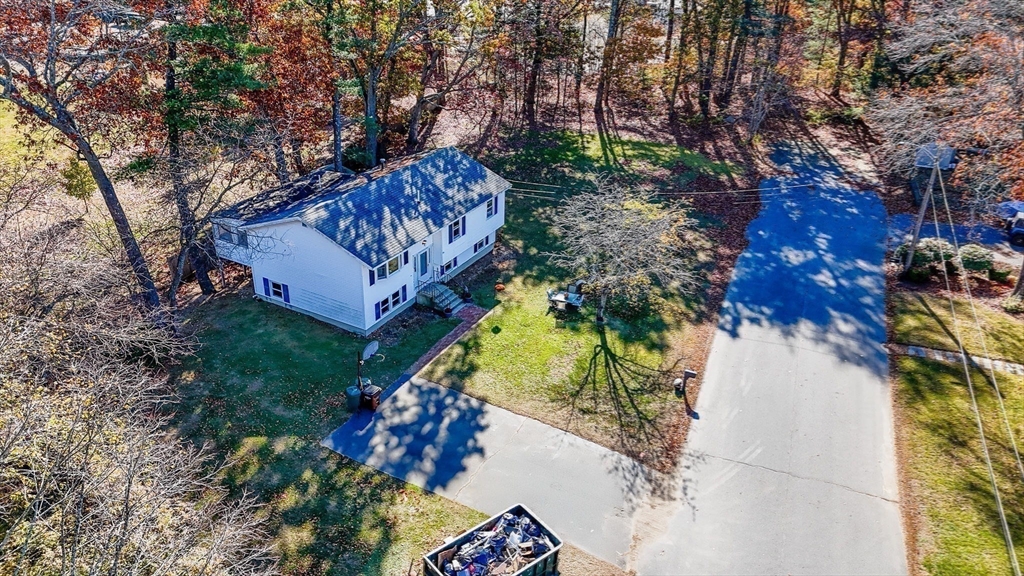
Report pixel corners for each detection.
[3,0,1024,573]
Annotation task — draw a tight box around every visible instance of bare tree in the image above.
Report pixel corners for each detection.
[0,0,163,311]
[547,179,700,322]
[0,171,278,576]
[868,0,1024,297]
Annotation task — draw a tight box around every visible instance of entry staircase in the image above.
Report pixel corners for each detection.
[419,282,465,316]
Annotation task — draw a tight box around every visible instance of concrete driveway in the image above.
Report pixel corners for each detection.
[635,142,907,574]
[322,376,654,569]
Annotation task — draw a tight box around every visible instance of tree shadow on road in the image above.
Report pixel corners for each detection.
[717,141,890,377]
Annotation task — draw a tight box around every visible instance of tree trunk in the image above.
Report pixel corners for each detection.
[332,85,344,171]
[594,0,623,113]
[717,0,752,109]
[524,0,544,130]
[76,137,162,311]
[1013,260,1024,298]
[272,128,289,184]
[408,46,441,150]
[166,38,215,306]
[664,0,677,62]
[290,138,306,174]
[832,0,852,97]
[365,68,380,166]
[576,2,589,122]
[697,16,721,119]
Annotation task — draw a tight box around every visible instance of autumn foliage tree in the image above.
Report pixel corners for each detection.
[0,0,164,311]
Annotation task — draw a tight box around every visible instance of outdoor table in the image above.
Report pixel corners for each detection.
[548,291,583,310]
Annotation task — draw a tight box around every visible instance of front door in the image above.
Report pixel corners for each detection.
[417,250,430,279]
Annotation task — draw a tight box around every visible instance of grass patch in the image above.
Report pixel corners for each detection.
[425,138,721,467]
[172,293,485,575]
[895,356,1024,575]
[485,130,740,189]
[891,292,1024,363]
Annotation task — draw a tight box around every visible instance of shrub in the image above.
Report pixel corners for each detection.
[894,238,956,268]
[903,266,932,284]
[957,243,994,272]
[989,267,1013,283]
[60,159,96,201]
[1002,296,1024,314]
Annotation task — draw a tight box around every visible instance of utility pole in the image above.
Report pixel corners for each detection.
[903,160,939,273]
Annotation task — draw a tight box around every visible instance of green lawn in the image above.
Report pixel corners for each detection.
[895,356,1024,575]
[891,291,1024,574]
[891,292,1024,364]
[485,130,742,190]
[422,137,725,469]
[172,293,486,575]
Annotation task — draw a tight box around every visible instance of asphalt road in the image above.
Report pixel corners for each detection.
[635,142,907,574]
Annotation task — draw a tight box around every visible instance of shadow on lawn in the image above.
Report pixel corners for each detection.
[718,141,889,376]
[898,358,1024,570]
[170,293,478,575]
[555,327,683,467]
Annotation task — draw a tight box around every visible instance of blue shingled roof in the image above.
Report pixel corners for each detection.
[234,147,509,266]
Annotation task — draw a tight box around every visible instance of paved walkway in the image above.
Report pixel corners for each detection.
[634,142,907,574]
[322,377,653,568]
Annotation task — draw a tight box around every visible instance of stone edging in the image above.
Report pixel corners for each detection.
[888,343,1024,375]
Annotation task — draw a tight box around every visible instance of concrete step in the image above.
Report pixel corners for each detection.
[421,282,464,313]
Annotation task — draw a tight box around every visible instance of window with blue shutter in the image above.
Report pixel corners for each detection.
[461,215,466,237]
[282,284,290,303]
[369,269,375,286]
[375,302,381,320]
[401,285,407,302]
[403,251,409,265]
[453,256,458,267]
[262,277,270,296]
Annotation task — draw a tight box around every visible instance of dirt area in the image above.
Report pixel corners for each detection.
[560,544,632,576]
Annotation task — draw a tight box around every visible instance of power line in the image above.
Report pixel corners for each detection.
[935,169,1024,485]
[929,169,1022,576]
[506,189,801,206]
[506,177,817,196]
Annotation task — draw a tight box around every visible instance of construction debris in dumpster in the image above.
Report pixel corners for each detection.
[438,511,555,576]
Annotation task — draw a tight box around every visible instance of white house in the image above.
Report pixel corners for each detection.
[212,147,509,335]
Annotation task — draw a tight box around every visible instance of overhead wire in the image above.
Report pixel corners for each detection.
[507,182,810,204]
[928,167,1022,576]
[505,177,817,196]
[934,169,1024,485]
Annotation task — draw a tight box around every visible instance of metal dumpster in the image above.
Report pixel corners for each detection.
[423,504,561,576]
